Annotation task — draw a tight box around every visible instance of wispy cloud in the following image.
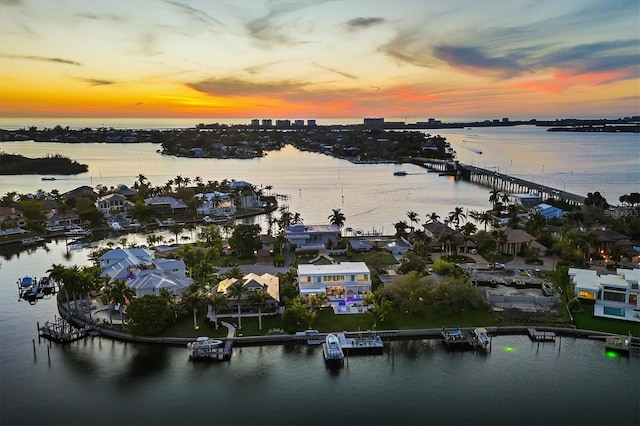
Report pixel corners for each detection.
[345,17,385,30]
[163,0,224,27]
[313,63,358,79]
[187,77,303,96]
[3,54,82,66]
[75,12,124,23]
[245,1,318,44]
[79,78,115,86]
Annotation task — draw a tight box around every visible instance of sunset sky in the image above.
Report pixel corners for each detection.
[0,0,638,120]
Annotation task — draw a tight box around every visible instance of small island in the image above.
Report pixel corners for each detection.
[0,152,88,175]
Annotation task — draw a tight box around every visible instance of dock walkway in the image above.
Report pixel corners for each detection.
[527,328,556,342]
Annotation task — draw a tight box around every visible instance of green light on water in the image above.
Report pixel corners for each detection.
[605,351,620,359]
[504,346,516,353]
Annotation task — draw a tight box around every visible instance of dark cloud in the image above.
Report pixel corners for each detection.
[80,78,115,86]
[433,45,525,76]
[187,77,302,96]
[345,17,385,30]
[539,40,640,74]
[3,54,82,66]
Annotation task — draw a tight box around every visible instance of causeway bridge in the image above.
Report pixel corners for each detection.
[407,157,586,206]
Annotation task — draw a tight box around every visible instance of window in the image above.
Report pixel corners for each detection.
[578,290,595,300]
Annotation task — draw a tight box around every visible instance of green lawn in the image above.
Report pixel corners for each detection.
[573,305,640,337]
[159,305,500,338]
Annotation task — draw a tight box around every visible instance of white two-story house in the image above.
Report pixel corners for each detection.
[298,262,371,311]
[194,192,236,217]
[285,223,341,252]
[569,268,640,322]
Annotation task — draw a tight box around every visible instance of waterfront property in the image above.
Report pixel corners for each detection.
[298,262,371,313]
[95,193,134,215]
[143,196,188,215]
[570,268,640,322]
[98,248,192,297]
[285,223,341,252]
[194,191,236,217]
[216,272,280,311]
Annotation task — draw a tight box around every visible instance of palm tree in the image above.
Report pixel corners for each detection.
[209,293,228,329]
[406,211,419,232]
[427,212,440,223]
[169,223,183,244]
[461,222,477,237]
[227,280,247,330]
[493,229,508,254]
[108,279,135,328]
[225,265,244,279]
[394,220,409,238]
[248,289,270,331]
[328,208,345,228]
[489,189,501,211]
[181,286,207,330]
[479,211,494,231]
[439,233,454,257]
[264,185,273,196]
[447,207,466,229]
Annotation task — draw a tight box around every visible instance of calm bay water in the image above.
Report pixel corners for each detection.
[0,125,638,231]
[1,243,638,426]
[0,123,639,425]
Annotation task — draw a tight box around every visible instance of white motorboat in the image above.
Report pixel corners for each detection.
[323,333,344,361]
[473,327,490,349]
[187,337,223,350]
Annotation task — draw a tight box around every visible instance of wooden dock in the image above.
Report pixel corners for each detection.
[337,332,384,355]
[38,317,93,343]
[441,328,474,349]
[189,339,233,361]
[527,328,556,342]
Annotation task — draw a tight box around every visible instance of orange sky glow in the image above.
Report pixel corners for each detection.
[0,0,638,121]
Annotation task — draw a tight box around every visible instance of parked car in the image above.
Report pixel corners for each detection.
[469,249,478,255]
[494,263,506,270]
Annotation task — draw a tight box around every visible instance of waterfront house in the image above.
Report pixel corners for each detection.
[0,206,27,228]
[423,221,463,253]
[144,196,188,215]
[498,227,547,256]
[98,248,191,297]
[194,191,236,217]
[298,262,371,312]
[45,210,82,231]
[285,223,341,252]
[63,185,97,201]
[570,268,640,322]
[96,193,134,215]
[216,273,280,312]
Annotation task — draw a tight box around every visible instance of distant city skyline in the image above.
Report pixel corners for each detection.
[0,0,638,119]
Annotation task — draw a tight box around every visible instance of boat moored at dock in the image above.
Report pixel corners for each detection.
[323,333,344,365]
[473,327,490,350]
[188,337,231,361]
